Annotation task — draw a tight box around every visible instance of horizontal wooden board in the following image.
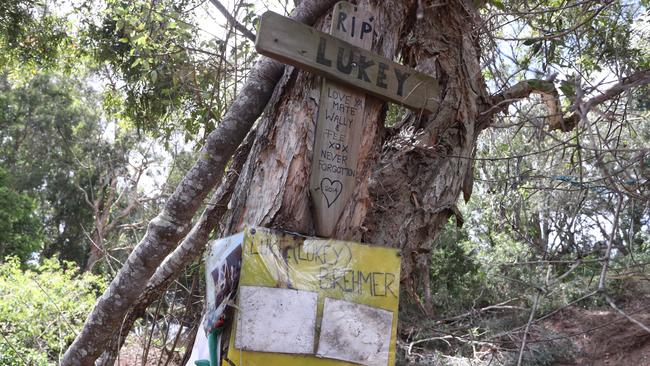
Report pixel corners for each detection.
[256,11,440,114]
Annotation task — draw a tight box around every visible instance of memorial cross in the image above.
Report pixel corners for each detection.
[256,2,439,237]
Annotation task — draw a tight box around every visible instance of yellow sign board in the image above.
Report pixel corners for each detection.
[224,226,401,366]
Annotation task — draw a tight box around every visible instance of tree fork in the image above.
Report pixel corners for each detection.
[218,0,420,238]
[216,0,489,287]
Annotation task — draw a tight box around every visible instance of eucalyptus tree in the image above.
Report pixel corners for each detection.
[59,0,650,364]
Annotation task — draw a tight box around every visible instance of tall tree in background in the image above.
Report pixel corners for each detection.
[0,73,101,265]
[0,72,161,271]
[24,0,643,364]
[0,167,42,263]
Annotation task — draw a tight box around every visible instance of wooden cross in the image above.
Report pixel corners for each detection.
[256,2,439,237]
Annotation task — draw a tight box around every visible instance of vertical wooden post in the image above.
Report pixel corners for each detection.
[310,1,374,237]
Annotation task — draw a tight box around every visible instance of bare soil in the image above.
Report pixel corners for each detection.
[116,337,183,366]
[546,300,650,365]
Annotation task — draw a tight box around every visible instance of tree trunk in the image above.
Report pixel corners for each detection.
[221,0,489,285]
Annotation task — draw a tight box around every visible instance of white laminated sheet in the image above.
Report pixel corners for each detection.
[317,298,393,366]
[235,286,318,354]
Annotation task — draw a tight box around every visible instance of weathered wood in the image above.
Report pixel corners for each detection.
[310,1,373,237]
[256,10,440,114]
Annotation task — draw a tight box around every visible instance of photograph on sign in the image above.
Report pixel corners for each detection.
[235,286,318,354]
[203,232,243,332]
[316,298,393,366]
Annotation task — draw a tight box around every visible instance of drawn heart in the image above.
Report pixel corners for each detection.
[320,178,343,208]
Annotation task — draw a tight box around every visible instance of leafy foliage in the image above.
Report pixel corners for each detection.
[0,73,100,265]
[0,0,649,364]
[0,167,42,263]
[0,71,161,269]
[0,0,69,70]
[0,257,106,365]
[85,0,257,142]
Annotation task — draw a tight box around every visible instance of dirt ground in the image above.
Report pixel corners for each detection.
[113,290,650,366]
[116,338,183,366]
[546,298,650,366]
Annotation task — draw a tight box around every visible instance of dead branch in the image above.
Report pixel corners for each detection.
[208,0,256,42]
[516,292,540,366]
[598,195,623,292]
[436,298,524,323]
[605,294,650,334]
[516,265,551,366]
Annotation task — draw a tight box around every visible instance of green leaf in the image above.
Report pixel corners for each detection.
[491,0,506,11]
[559,80,575,98]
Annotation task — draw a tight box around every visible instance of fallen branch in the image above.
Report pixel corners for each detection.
[407,334,499,356]
[605,294,650,334]
[516,291,540,366]
[436,298,524,323]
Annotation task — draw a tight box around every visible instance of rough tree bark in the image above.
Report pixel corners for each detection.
[220,0,490,292]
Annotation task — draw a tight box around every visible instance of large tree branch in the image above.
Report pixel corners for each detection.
[560,69,650,132]
[481,69,650,132]
[582,69,650,111]
[61,1,338,364]
[104,199,139,234]
[209,0,256,42]
[480,78,560,130]
[481,78,557,119]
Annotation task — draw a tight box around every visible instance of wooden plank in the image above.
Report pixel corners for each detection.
[309,1,373,237]
[255,9,440,114]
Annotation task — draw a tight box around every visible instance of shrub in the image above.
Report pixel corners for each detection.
[0,256,105,365]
